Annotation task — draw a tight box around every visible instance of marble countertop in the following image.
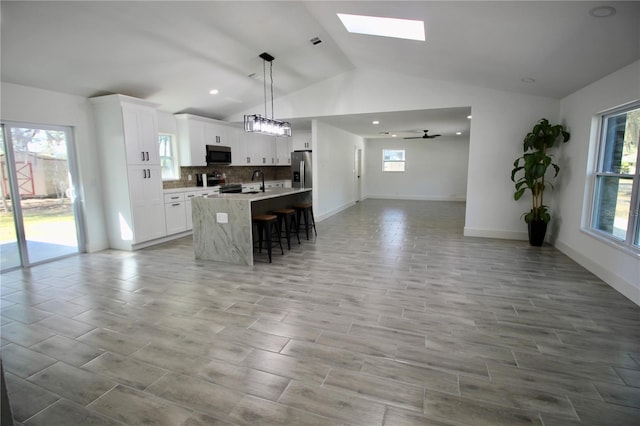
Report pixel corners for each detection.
[208,187,311,202]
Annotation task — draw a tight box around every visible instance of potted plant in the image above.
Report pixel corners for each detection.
[511,118,570,246]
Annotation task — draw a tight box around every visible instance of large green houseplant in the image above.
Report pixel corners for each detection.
[511,118,570,246]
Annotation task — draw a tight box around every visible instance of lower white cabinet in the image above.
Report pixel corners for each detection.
[164,192,187,235]
[184,191,198,230]
[166,188,220,233]
[128,165,167,244]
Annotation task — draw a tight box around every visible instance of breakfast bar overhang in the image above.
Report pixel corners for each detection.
[192,188,312,265]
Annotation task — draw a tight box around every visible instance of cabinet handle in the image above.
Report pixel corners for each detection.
[171,203,180,207]
[143,169,147,178]
[141,152,145,162]
[171,196,179,199]
[146,152,150,161]
[147,168,151,178]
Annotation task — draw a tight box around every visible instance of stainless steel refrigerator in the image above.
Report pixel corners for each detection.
[291,150,312,188]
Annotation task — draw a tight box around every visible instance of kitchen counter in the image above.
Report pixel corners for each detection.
[192,188,311,265]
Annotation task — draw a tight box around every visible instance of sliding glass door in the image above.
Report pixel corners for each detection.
[0,122,84,271]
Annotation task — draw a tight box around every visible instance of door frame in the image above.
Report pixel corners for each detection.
[1,120,85,271]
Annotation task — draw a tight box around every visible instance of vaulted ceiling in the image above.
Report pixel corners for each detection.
[2,1,639,138]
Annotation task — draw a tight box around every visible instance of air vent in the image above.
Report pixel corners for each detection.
[310,37,322,46]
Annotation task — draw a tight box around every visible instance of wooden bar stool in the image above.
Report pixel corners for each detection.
[272,208,300,250]
[293,203,317,240]
[252,214,284,263]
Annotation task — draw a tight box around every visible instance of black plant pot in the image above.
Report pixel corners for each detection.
[528,220,547,246]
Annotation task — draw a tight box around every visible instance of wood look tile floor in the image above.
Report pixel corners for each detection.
[1,199,639,425]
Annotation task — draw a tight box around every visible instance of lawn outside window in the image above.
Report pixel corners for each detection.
[590,102,639,251]
[383,149,405,172]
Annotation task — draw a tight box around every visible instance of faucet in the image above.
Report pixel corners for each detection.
[251,169,265,192]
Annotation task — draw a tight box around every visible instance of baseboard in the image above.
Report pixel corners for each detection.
[365,194,466,202]
[315,201,356,222]
[463,227,529,241]
[554,240,640,306]
[132,230,193,250]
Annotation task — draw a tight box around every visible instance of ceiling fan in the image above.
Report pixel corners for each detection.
[404,130,441,139]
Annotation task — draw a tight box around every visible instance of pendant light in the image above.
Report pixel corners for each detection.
[244,52,292,137]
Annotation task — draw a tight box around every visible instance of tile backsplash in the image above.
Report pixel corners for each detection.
[163,166,291,189]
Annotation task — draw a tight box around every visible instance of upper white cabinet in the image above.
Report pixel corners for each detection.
[175,113,292,167]
[175,114,235,166]
[292,132,311,151]
[275,138,292,165]
[122,102,159,165]
[175,114,206,166]
[90,94,166,250]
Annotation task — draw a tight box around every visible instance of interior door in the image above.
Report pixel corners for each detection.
[0,122,84,271]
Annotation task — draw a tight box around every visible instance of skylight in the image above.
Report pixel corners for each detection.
[337,13,425,41]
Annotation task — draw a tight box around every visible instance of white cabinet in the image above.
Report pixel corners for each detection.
[242,183,262,192]
[175,114,206,166]
[206,123,227,145]
[176,114,234,166]
[166,188,220,232]
[122,102,159,165]
[164,192,187,235]
[227,127,248,166]
[129,165,166,243]
[292,132,311,151]
[184,191,198,230]
[91,94,166,250]
[253,133,276,166]
[275,138,291,165]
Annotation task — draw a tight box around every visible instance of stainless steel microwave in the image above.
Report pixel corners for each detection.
[206,145,231,165]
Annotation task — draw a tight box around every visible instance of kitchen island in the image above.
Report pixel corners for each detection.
[192,188,312,265]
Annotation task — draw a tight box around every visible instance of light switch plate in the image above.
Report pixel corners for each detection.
[216,212,228,223]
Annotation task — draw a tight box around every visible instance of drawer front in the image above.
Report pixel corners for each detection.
[164,192,185,203]
[184,191,199,200]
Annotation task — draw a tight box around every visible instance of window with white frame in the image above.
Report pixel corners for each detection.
[383,149,405,172]
[590,102,639,250]
[158,133,178,180]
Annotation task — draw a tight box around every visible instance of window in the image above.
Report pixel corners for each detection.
[383,149,405,172]
[158,133,178,180]
[590,103,639,250]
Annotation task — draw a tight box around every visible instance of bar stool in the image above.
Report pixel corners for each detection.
[272,208,300,250]
[293,203,317,240]
[252,214,284,263]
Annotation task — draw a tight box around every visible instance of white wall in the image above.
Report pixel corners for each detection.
[156,110,178,134]
[312,120,365,220]
[228,68,560,239]
[364,136,469,201]
[1,82,108,252]
[556,60,640,305]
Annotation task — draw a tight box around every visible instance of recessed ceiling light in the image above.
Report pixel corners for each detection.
[589,6,616,18]
[467,115,472,119]
[392,134,397,137]
[337,13,425,41]
[372,120,380,125]
[209,89,219,95]
[456,131,462,135]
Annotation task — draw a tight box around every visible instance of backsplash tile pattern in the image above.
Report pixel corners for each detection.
[163,166,291,189]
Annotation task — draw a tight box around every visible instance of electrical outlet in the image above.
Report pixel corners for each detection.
[216,212,228,224]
